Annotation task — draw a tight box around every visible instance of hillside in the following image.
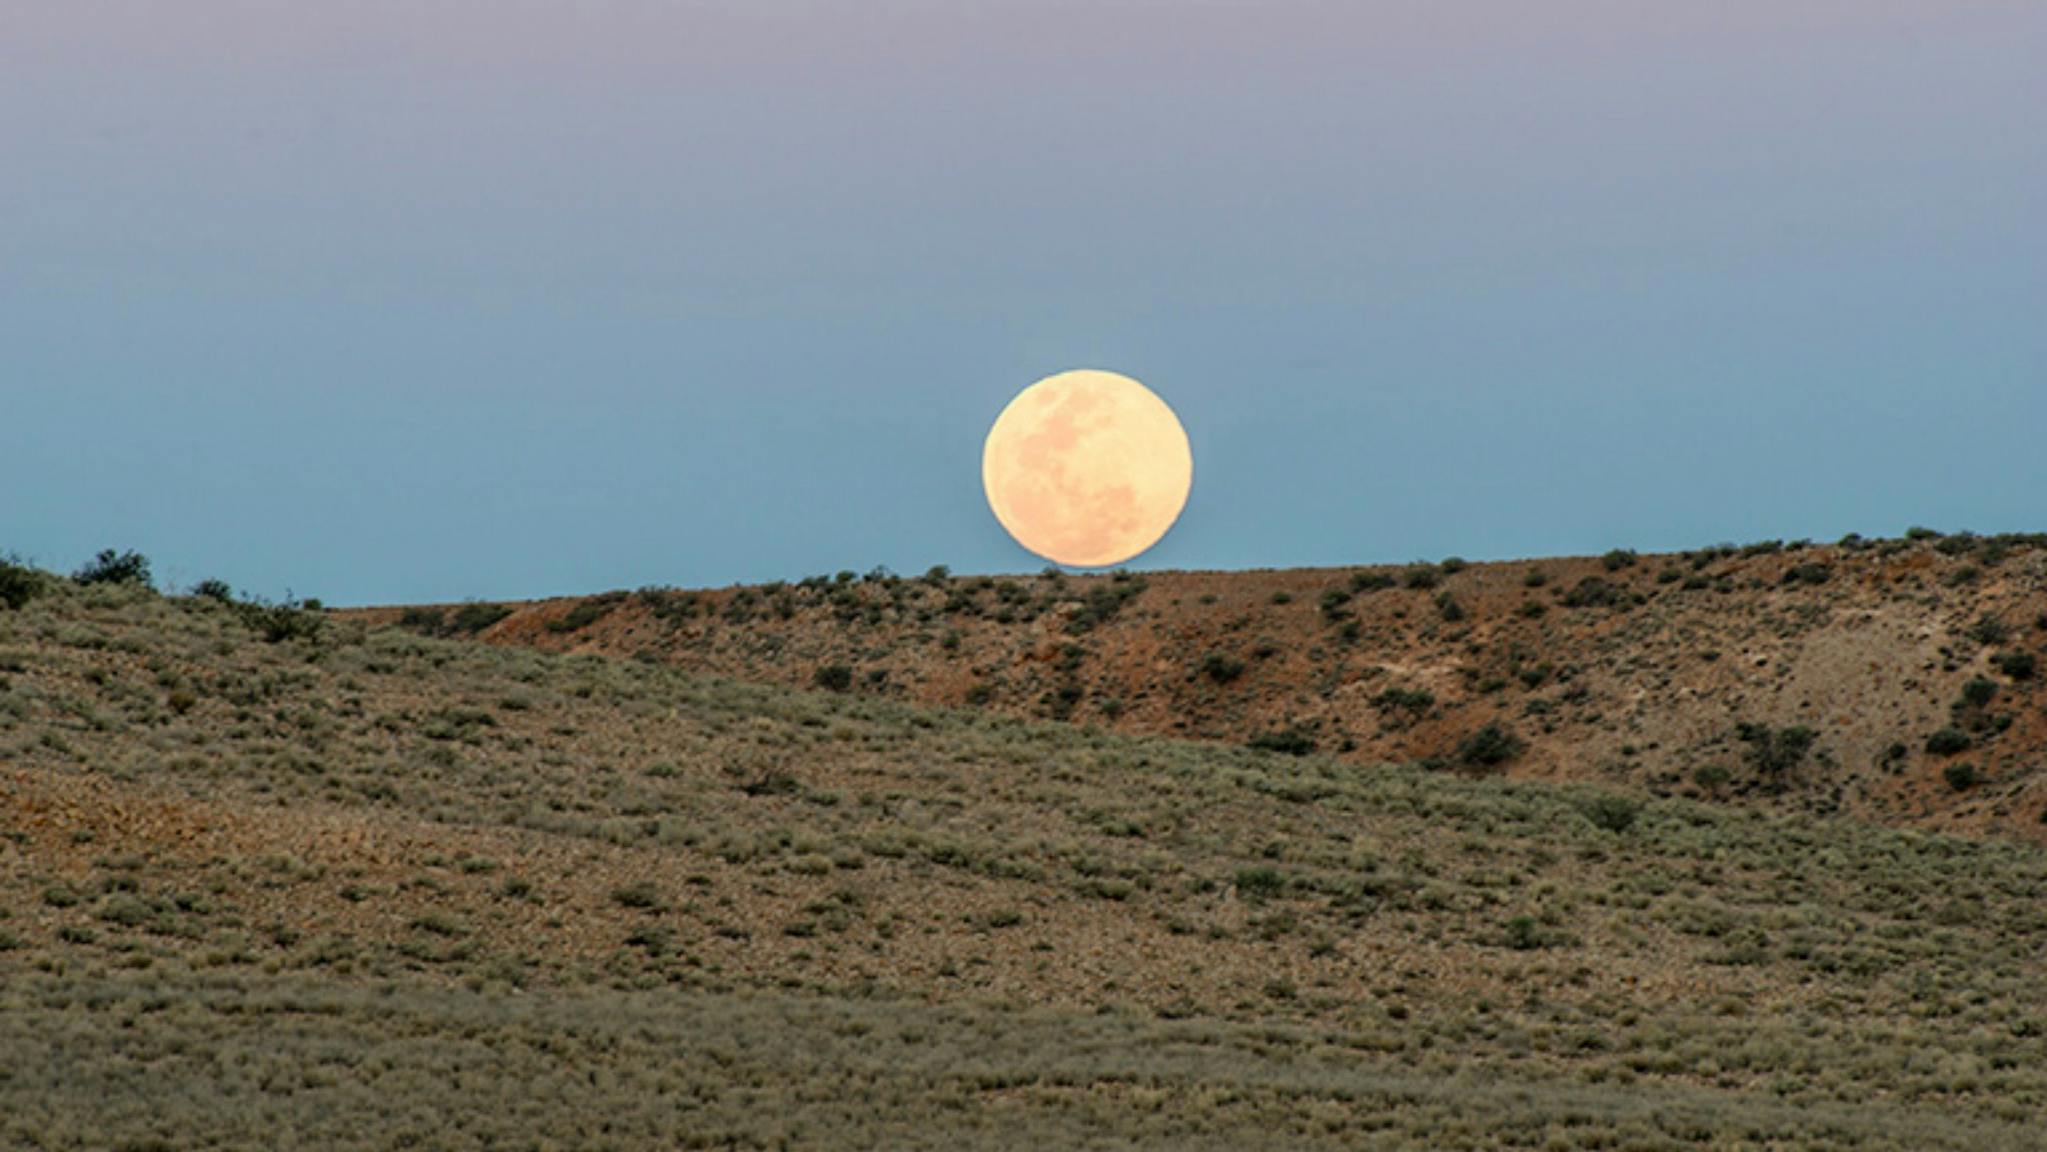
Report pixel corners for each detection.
[363,533,2047,844]
[3,569,2046,1148]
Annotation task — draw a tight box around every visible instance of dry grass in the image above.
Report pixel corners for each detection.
[366,534,2047,842]
[3,576,2045,1148]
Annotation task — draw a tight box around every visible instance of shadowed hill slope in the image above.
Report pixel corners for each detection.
[4,574,2045,1147]
[364,533,2047,844]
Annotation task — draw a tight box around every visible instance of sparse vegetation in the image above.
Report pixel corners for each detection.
[0,574,2043,1150]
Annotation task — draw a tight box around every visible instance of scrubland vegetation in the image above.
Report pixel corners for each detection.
[2,564,2046,1148]
[392,530,2047,843]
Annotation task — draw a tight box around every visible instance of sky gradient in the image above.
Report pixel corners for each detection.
[4,2,2042,605]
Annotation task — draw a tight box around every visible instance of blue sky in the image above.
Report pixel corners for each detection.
[3,2,2041,605]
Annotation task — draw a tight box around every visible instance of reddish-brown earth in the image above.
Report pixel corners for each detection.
[353,535,2047,844]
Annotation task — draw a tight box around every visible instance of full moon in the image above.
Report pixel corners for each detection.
[982,370,1193,569]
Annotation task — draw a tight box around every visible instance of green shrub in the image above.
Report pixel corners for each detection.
[399,606,446,633]
[1993,651,2038,681]
[1782,563,1833,586]
[1199,653,1246,684]
[1234,867,1286,900]
[0,559,46,610]
[1402,565,1440,590]
[1737,723,1817,780]
[1693,763,1732,791]
[1580,794,1641,833]
[1066,579,1146,634]
[1943,763,1980,792]
[1372,687,1434,713]
[1439,557,1468,574]
[1967,616,2011,646]
[1349,571,1395,593]
[1247,728,1316,757]
[236,598,323,644]
[1925,728,1972,756]
[549,595,622,634]
[1436,592,1466,622]
[813,665,854,692]
[1561,578,1622,609]
[612,883,663,910]
[1959,678,1998,709]
[190,578,234,603]
[1503,915,1546,950]
[451,602,512,635]
[1601,549,1637,572]
[1457,724,1525,769]
[74,549,152,589]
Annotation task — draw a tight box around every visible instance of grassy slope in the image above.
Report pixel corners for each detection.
[3,580,2045,1149]
[373,535,2047,843]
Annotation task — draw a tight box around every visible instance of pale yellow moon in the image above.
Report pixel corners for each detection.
[982,369,1193,568]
